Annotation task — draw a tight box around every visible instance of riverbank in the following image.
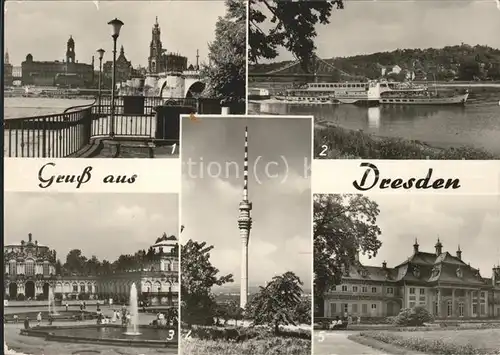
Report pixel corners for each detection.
[315,122,497,159]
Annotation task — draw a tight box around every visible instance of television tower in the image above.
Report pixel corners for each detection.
[238,126,252,309]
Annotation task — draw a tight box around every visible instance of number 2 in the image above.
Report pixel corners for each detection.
[171,143,177,155]
[166,329,175,341]
[319,145,328,157]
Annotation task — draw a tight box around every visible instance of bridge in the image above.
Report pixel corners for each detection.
[248,55,363,81]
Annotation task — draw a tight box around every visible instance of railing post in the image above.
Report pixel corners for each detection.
[42,118,47,158]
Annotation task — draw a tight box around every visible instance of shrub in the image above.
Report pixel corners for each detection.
[314,125,497,160]
[393,306,433,327]
[54,292,63,300]
[16,293,25,301]
[35,293,45,301]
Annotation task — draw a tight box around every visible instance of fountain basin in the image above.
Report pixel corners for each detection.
[20,324,177,348]
[5,310,94,322]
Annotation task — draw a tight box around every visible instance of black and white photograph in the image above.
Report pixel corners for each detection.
[3,0,246,158]
[313,193,500,355]
[3,192,180,355]
[248,0,500,159]
[180,116,312,355]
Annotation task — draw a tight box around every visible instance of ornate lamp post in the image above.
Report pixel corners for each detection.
[107,18,124,137]
[96,48,105,116]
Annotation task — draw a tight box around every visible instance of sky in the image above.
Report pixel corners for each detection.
[181,116,313,290]
[4,192,179,262]
[350,194,500,279]
[4,0,227,67]
[254,0,500,62]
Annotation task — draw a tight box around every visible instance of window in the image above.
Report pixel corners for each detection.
[343,304,348,314]
[481,292,486,298]
[409,287,415,294]
[362,304,368,314]
[447,301,453,317]
[342,285,348,292]
[25,260,35,276]
[330,303,337,316]
[352,286,358,292]
[352,304,358,313]
[371,287,377,293]
[473,304,478,315]
[480,304,486,315]
[420,288,425,295]
[387,287,394,294]
[9,261,16,276]
[459,302,464,317]
[43,262,49,276]
[73,283,78,292]
[362,286,368,293]
[409,302,416,308]
[371,304,377,309]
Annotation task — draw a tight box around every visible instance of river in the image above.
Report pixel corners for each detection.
[249,89,500,155]
[4,97,95,119]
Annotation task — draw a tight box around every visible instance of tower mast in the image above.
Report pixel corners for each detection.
[238,126,252,309]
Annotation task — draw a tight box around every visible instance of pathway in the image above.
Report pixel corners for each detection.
[313,331,390,355]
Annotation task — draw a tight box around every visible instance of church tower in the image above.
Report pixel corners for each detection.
[66,35,75,64]
[148,17,163,73]
[238,126,253,309]
[5,50,10,64]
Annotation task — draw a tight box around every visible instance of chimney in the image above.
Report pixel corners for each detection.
[28,233,32,243]
[413,238,419,253]
[382,261,387,269]
[456,245,462,260]
[435,238,443,255]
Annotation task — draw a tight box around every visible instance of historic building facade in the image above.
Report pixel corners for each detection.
[4,51,13,86]
[21,36,94,87]
[4,234,179,306]
[103,45,133,86]
[147,17,189,74]
[323,239,500,319]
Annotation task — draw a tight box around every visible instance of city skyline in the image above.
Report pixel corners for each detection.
[4,192,179,262]
[181,116,312,288]
[356,194,500,278]
[4,1,226,67]
[258,0,500,63]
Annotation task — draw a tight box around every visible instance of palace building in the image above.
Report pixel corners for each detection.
[323,239,500,319]
[21,36,94,87]
[4,233,179,306]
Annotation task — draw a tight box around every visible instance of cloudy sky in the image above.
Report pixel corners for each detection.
[4,0,226,67]
[4,193,179,262]
[181,116,312,290]
[353,194,500,279]
[255,0,500,62]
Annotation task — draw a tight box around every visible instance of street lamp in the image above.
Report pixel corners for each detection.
[107,18,124,137]
[96,48,105,116]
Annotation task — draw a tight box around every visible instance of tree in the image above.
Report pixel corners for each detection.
[249,0,344,72]
[393,306,434,326]
[314,194,382,316]
[181,239,233,326]
[246,271,304,334]
[458,59,481,81]
[201,0,246,104]
[64,249,88,275]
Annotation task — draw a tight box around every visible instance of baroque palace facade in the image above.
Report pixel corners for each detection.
[4,234,179,306]
[323,239,500,319]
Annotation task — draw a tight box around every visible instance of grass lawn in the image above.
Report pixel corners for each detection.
[181,337,311,355]
[396,329,500,353]
[362,328,500,355]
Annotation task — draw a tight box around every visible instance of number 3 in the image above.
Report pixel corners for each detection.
[166,329,175,341]
[319,145,328,157]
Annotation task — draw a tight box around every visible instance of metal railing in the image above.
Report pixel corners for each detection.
[4,95,245,158]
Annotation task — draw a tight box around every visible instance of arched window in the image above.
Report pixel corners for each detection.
[25,259,35,276]
[43,261,50,276]
[458,302,464,317]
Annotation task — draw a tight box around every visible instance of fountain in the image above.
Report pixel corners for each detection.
[48,289,59,316]
[123,283,141,336]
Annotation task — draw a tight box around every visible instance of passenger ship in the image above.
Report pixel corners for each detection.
[379,87,469,105]
[274,81,381,105]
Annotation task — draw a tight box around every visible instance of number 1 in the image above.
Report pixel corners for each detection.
[171,143,177,155]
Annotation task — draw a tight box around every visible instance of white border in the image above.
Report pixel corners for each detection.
[312,160,500,195]
[4,158,181,193]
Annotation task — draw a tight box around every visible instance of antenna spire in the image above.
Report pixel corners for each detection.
[243,126,249,201]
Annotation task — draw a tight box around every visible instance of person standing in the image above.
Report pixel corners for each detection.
[65,302,69,312]
[24,317,30,329]
[36,312,42,326]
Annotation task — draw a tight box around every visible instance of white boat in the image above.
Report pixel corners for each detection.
[274,80,381,105]
[380,89,469,105]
